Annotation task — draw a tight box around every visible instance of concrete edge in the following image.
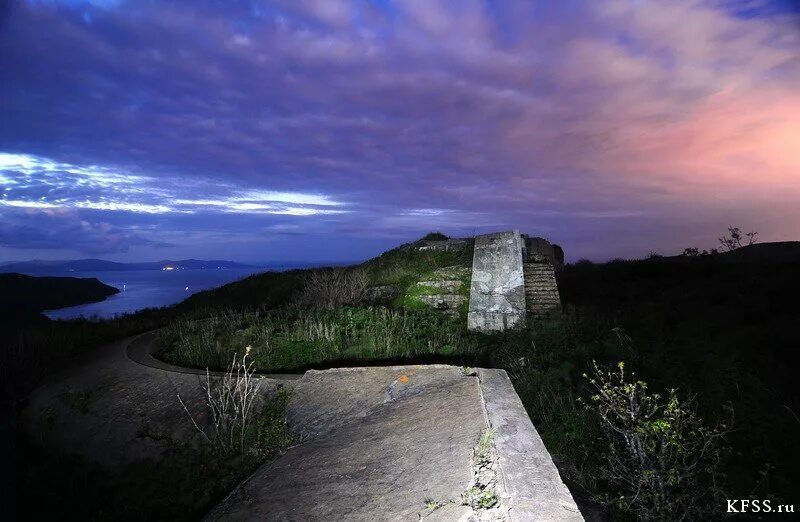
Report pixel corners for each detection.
[125,330,301,381]
[300,363,458,375]
[125,330,456,382]
[477,368,584,521]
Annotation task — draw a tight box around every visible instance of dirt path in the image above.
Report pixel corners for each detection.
[23,332,293,465]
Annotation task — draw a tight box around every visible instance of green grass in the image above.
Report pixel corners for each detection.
[2,235,470,398]
[360,241,473,288]
[156,306,484,372]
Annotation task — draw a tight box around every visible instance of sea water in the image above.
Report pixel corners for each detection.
[40,268,267,320]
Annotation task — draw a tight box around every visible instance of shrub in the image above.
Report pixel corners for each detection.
[421,231,448,241]
[584,361,728,520]
[178,348,265,455]
[294,267,369,309]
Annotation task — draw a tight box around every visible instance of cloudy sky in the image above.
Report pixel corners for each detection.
[1,0,798,263]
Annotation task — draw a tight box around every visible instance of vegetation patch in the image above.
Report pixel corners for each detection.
[156,306,484,372]
[462,428,505,518]
[362,241,472,289]
[420,231,449,241]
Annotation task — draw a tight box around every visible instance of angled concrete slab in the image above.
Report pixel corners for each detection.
[478,368,583,521]
[207,366,485,521]
[209,366,584,521]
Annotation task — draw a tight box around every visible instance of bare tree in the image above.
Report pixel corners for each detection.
[718,226,758,252]
[295,267,369,309]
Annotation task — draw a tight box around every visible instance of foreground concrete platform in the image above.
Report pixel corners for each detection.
[23,334,582,521]
[209,366,583,521]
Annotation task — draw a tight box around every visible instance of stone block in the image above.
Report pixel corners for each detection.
[467,230,526,331]
[417,279,464,293]
[417,294,467,315]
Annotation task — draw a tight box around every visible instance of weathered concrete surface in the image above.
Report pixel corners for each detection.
[209,365,584,521]
[418,279,465,293]
[478,369,583,521]
[468,231,527,331]
[208,366,484,521]
[522,236,556,264]
[24,333,584,521]
[418,294,468,315]
[287,365,471,439]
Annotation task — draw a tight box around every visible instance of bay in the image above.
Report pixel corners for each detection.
[41,268,268,320]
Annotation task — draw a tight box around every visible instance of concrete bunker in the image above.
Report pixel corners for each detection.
[468,230,563,331]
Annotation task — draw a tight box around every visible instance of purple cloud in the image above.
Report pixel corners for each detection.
[0,207,172,254]
[1,0,798,261]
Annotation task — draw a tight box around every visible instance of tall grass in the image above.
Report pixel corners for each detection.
[157,306,479,372]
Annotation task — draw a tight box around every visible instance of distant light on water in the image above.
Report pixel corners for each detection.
[42,267,267,320]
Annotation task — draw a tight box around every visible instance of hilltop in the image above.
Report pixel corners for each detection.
[717,240,800,263]
[655,240,800,264]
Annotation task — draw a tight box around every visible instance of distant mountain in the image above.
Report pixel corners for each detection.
[0,258,256,273]
[0,273,120,324]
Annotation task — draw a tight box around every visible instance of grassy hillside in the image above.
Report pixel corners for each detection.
[157,241,800,513]
[7,237,800,518]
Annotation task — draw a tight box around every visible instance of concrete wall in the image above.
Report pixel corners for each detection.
[467,231,526,331]
[522,235,556,264]
[552,243,565,271]
[417,238,471,252]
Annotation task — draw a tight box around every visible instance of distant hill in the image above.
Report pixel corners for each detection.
[0,258,256,273]
[717,241,800,263]
[0,273,120,323]
[658,241,800,264]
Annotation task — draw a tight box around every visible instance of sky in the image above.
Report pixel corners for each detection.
[1,0,799,264]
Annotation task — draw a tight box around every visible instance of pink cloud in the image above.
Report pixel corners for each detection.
[2,0,798,259]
